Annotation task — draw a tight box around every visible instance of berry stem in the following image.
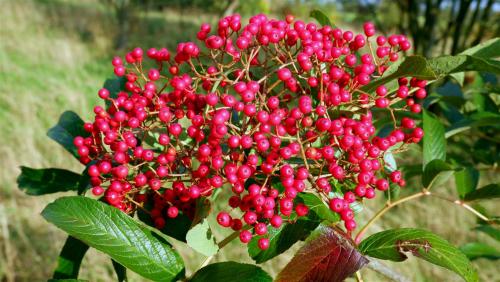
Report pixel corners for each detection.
[355,189,490,244]
[296,130,310,171]
[355,190,429,243]
[355,271,364,282]
[428,192,489,221]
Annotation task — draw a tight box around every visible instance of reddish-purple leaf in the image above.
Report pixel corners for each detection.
[276,225,368,282]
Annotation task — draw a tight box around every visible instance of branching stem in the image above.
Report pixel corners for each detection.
[355,188,490,243]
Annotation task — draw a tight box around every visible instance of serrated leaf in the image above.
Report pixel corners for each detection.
[460,242,500,260]
[17,167,84,195]
[361,56,436,93]
[363,40,500,94]
[276,225,368,282]
[422,160,455,189]
[112,260,127,282]
[454,167,479,199]
[296,193,339,223]
[427,55,500,77]
[460,38,500,58]
[248,219,320,263]
[423,110,446,169]
[186,220,219,257]
[47,111,89,159]
[190,262,272,282]
[359,228,478,282]
[52,236,89,279]
[464,184,500,201]
[309,9,334,27]
[42,196,185,282]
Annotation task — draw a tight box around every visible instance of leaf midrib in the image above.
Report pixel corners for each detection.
[44,201,178,277]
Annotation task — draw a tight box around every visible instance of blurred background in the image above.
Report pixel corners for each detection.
[0,0,499,281]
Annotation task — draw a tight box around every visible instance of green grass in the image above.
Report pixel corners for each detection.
[0,0,498,281]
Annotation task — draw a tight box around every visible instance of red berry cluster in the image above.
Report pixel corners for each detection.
[73,13,424,250]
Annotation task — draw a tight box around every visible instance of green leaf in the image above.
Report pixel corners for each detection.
[427,55,500,77]
[422,160,455,189]
[475,225,500,241]
[464,184,500,201]
[359,228,478,282]
[454,167,479,199]
[103,77,126,107]
[47,111,89,159]
[76,166,92,195]
[450,72,465,86]
[309,9,334,27]
[350,200,364,214]
[52,236,89,279]
[384,151,397,173]
[361,56,436,93]
[363,40,500,94]
[460,242,500,260]
[445,112,500,138]
[248,218,320,263]
[191,198,212,227]
[296,193,339,223]
[276,225,368,282]
[17,167,84,195]
[186,220,219,257]
[423,110,446,169]
[400,164,423,179]
[42,197,185,282]
[112,260,127,282]
[190,262,272,282]
[459,38,500,58]
[137,200,192,242]
[384,184,401,201]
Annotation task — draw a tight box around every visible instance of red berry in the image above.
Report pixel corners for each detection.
[167,206,179,218]
[329,198,344,213]
[217,212,232,227]
[270,215,283,228]
[344,219,357,231]
[254,222,268,235]
[277,68,292,81]
[92,186,104,196]
[257,238,270,250]
[295,203,309,216]
[239,230,252,243]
